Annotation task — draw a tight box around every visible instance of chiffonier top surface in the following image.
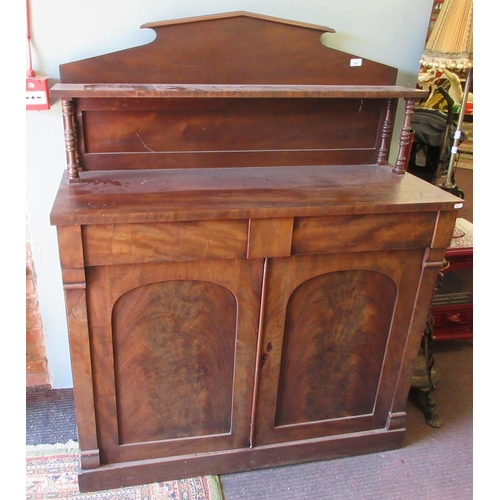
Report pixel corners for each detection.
[50,164,461,225]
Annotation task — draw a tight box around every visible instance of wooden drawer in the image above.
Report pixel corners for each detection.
[292,212,437,255]
[82,220,249,266]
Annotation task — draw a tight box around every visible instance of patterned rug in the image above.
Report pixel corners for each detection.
[26,441,224,499]
[450,218,473,248]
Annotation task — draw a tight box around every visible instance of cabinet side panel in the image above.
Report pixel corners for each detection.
[275,270,396,426]
[56,226,100,468]
[112,280,237,443]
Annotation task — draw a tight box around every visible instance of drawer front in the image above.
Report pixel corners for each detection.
[292,212,437,255]
[82,220,249,266]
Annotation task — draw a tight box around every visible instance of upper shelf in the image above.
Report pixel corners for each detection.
[51,83,428,100]
[51,12,428,181]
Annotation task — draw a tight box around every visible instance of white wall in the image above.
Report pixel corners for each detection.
[26,0,433,388]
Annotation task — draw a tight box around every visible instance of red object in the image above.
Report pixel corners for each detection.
[431,247,473,341]
[26,77,50,111]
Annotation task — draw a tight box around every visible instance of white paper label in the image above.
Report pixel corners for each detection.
[350,58,362,67]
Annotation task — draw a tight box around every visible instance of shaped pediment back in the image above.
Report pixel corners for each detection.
[59,11,397,85]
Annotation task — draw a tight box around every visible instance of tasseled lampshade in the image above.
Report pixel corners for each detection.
[420,0,473,71]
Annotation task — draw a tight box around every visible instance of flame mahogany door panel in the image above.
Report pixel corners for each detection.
[85,258,263,465]
[255,249,425,445]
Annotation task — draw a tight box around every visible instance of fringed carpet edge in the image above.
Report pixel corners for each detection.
[26,441,224,499]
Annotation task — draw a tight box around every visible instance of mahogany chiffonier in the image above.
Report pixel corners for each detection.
[49,12,463,492]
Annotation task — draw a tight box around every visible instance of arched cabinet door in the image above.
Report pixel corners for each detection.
[254,249,425,446]
[85,258,263,465]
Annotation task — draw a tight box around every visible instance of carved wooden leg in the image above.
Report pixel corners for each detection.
[411,271,444,429]
[411,316,442,428]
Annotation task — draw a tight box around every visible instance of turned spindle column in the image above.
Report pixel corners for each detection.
[61,99,80,182]
[376,98,396,166]
[392,98,416,175]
